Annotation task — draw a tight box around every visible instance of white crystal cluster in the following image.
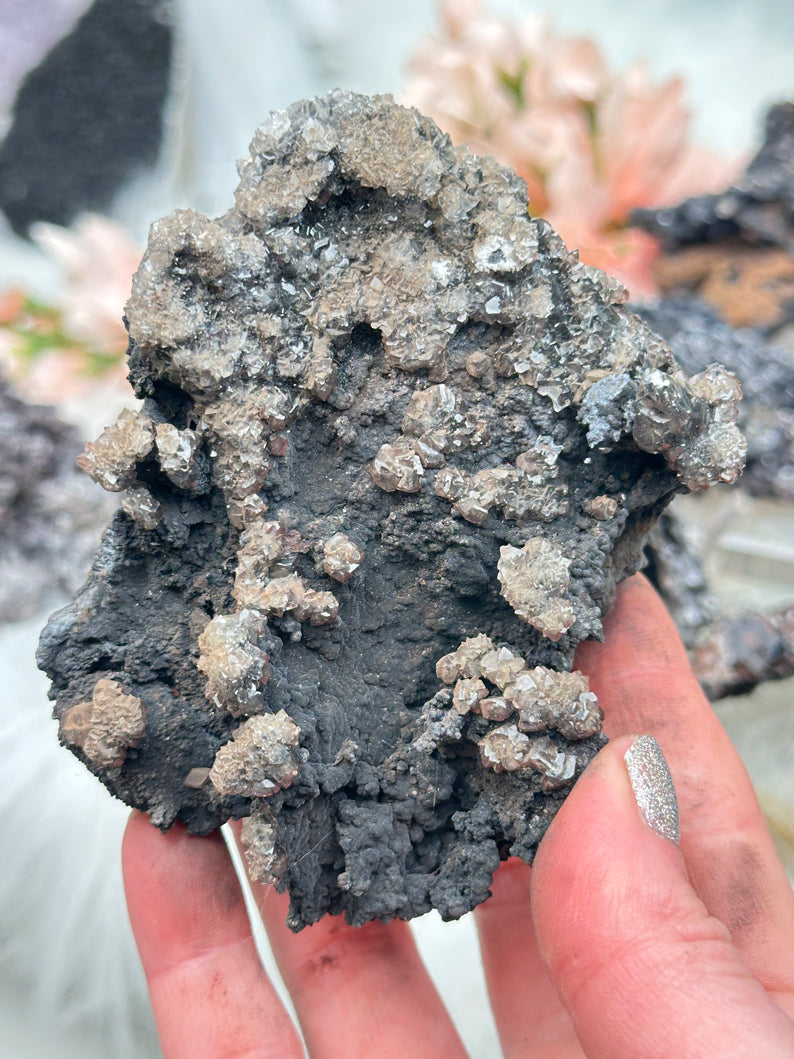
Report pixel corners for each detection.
[435,633,601,790]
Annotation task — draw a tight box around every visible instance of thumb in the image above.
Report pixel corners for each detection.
[531,736,794,1059]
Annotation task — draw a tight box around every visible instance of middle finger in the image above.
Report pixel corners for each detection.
[245,864,469,1059]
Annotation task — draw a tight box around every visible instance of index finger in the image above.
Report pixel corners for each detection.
[122,811,304,1059]
[575,573,794,997]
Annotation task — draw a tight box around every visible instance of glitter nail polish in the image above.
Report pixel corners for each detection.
[624,735,680,844]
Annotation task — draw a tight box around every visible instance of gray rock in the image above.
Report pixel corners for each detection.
[636,298,794,697]
[0,377,114,623]
[38,92,745,928]
[631,102,794,251]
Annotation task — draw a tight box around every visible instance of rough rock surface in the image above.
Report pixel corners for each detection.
[38,92,745,929]
[635,297,794,698]
[690,605,794,701]
[643,509,715,650]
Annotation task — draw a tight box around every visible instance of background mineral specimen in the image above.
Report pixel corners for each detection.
[38,92,745,929]
[635,298,794,698]
[0,376,114,623]
[632,103,794,330]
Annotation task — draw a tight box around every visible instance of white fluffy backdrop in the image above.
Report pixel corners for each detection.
[1,1,792,1056]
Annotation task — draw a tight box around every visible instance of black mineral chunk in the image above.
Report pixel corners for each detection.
[38,93,745,928]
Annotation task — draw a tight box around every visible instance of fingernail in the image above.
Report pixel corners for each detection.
[624,736,679,844]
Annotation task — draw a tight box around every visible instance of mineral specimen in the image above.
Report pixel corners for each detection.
[633,103,794,252]
[0,376,115,623]
[38,92,745,928]
[634,298,794,502]
[690,605,794,701]
[635,299,794,696]
[632,103,794,331]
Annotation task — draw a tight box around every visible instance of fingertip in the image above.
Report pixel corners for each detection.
[571,573,794,996]
[121,807,153,848]
[122,809,189,866]
[122,813,250,977]
[532,736,681,923]
[531,738,794,1057]
[474,858,533,953]
[612,571,664,609]
[122,811,226,896]
[535,731,698,975]
[480,855,532,911]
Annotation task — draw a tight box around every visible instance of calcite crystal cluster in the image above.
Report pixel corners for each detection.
[38,92,745,928]
[635,299,794,503]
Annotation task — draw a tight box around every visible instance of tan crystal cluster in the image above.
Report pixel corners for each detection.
[579,362,745,493]
[370,381,571,529]
[232,520,340,625]
[155,423,205,490]
[59,678,146,769]
[630,365,745,491]
[208,711,303,798]
[497,538,575,641]
[77,408,155,492]
[197,609,271,716]
[195,517,352,823]
[240,802,288,885]
[121,483,162,530]
[433,436,568,526]
[322,533,364,583]
[76,408,204,532]
[435,633,601,790]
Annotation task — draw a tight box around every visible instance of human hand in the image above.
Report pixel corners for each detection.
[122,574,794,1057]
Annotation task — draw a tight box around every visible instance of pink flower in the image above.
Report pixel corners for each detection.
[0,215,139,406]
[404,0,737,295]
[30,214,140,354]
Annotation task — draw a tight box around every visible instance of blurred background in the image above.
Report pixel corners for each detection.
[1,1,792,1055]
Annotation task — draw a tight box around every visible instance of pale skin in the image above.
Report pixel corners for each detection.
[123,575,794,1058]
